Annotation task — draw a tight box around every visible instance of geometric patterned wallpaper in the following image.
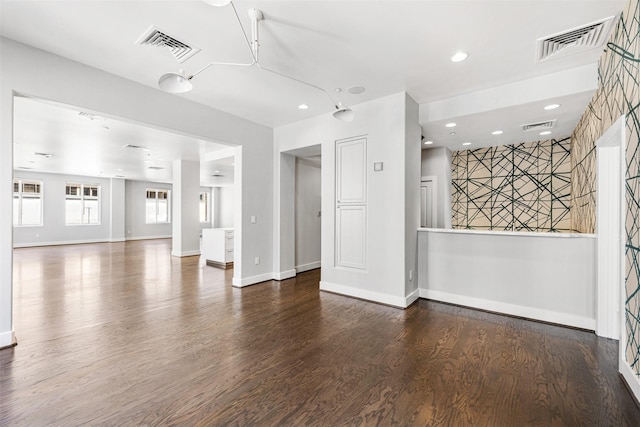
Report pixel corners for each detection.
[452,137,572,232]
[571,0,639,374]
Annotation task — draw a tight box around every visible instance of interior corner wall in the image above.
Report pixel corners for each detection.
[421,146,452,229]
[295,157,321,272]
[451,138,572,232]
[0,37,274,347]
[275,92,419,307]
[12,170,113,247]
[569,0,640,391]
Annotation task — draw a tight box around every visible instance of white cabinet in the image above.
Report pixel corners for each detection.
[202,228,234,269]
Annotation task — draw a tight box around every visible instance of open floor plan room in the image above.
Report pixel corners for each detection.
[1,240,639,425]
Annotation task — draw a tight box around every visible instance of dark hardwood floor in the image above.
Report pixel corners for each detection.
[1,239,639,426]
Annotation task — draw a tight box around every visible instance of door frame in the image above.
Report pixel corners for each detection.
[421,176,438,228]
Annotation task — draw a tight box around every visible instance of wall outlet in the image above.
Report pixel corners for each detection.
[254,256,260,265]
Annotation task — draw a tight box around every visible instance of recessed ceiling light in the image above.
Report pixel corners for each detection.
[462,142,472,146]
[451,52,469,62]
[445,122,456,128]
[298,104,309,110]
[544,104,561,110]
[540,131,552,135]
[492,130,503,135]
[423,140,434,145]
[348,86,365,94]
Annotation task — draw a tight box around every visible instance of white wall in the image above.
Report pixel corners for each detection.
[0,37,274,347]
[124,180,172,240]
[13,171,113,247]
[218,186,235,228]
[418,228,597,329]
[275,92,421,307]
[421,147,452,229]
[295,157,321,272]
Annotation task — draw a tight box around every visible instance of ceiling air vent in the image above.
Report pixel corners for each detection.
[521,120,556,132]
[135,26,200,63]
[536,16,616,62]
[122,144,149,151]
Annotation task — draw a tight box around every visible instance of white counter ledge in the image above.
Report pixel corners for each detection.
[418,227,595,239]
[417,227,596,330]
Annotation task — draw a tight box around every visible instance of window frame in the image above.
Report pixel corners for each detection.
[13,178,44,227]
[65,182,101,226]
[145,188,171,224]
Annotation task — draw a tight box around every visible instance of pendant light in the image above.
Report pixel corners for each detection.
[157,1,354,121]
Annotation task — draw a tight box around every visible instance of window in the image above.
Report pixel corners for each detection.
[13,179,43,226]
[65,183,100,225]
[146,189,170,224]
[200,192,210,223]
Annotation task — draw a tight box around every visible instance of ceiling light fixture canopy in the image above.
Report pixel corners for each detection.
[159,2,354,121]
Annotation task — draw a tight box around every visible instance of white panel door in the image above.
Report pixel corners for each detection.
[335,205,366,269]
[420,180,435,228]
[336,137,366,204]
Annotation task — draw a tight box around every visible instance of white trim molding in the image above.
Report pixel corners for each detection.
[320,281,409,308]
[0,330,16,348]
[595,115,625,339]
[405,288,420,307]
[274,269,296,281]
[171,250,201,257]
[232,273,274,288]
[295,261,321,273]
[419,289,596,330]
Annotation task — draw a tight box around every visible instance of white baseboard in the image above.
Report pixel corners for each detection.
[126,235,171,241]
[274,269,296,281]
[171,250,201,257]
[620,357,640,404]
[295,261,321,273]
[232,272,274,288]
[320,281,409,308]
[0,330,16,348]
[405,288,419,307]
[419,288,596,330]
[14,238,111,248]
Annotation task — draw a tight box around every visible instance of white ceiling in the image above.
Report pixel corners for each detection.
[0,0,626,176]
[13,97,236,186]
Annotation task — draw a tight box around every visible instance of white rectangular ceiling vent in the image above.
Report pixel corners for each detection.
[135,26,200,63]
[536,16,616,63]
[521,120,556,132]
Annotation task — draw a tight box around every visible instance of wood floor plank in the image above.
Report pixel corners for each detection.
[1,239,640,426]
